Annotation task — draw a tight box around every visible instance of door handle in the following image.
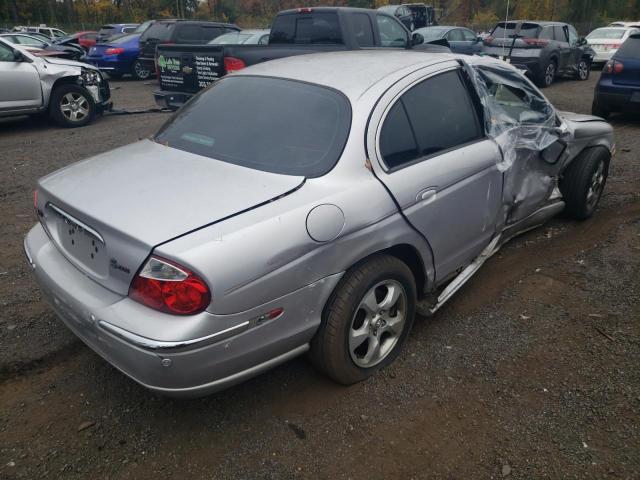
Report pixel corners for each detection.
[416,188,437,203]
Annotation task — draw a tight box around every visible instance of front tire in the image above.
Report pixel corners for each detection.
[591,100,610,119]
[560,147,610,220]
[576,58,590,80]
[310,254,417,385]
[49,84,95,128]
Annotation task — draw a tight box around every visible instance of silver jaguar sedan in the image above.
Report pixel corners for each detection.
[25,51,614,397]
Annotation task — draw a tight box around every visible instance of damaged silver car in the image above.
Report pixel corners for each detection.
[25,51,613,397]
[0,37,111,127]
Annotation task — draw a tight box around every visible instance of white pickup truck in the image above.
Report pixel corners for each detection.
[0,37,112,128]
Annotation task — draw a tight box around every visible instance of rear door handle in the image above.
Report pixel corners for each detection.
[416,188,437,203]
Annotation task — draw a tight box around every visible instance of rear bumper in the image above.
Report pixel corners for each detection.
[154,89,193,110]
[595,80,640,112]
[25,223,342,397]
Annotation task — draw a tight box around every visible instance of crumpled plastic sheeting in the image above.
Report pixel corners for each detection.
[467,62,562,225]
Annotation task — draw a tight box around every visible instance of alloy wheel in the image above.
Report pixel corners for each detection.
[578,60,589,80]
[349,280,407,368]
[545,62,556,86]
[586,159,606,210]
[134,61,150,80]
[59,92,90,122]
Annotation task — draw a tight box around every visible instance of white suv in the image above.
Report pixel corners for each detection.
[0,38,112,127]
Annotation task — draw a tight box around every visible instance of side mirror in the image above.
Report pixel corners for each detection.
[476,36,483,43]
[578,37,588,46]
[412,32,424,46]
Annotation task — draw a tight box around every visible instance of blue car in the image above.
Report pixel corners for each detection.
[86,33,151,80]
[593,33,640,118]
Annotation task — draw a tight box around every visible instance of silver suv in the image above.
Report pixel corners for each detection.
[0,38,112,128]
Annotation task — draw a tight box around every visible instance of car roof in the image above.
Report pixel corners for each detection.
[236,50,478,100]
[278,6,376,14]
[497,20,567,26]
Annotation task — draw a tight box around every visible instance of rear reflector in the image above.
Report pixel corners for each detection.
[224,56,247,73]
[129,256,211,315]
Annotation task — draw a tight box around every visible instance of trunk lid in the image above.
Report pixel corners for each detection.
[37,140,304,295]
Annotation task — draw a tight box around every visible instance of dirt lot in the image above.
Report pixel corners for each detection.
[1,73,639,480]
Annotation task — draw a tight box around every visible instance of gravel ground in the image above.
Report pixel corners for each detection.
[0,72,639,480]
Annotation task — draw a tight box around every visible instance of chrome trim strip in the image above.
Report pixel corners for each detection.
[98,320,250,352]
[47,203,105,244]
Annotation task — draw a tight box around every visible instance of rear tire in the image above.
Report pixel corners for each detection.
[309,254,416,385]
[49,84,95,128]
[591,100,610,120]
[560,147,610,220]
[536,59,557,88]
[131,59,151,80]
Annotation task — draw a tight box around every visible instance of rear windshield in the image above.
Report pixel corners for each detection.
[140,22,175,42]
[492,22,540,38]
[587,28,627,39]
[109,33,137,45]
[270,12,343,45]
[209,32,254,44]
[154,77,351,177]
[617,35,640,57]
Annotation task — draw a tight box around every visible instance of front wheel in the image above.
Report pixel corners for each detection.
[576,59,590,80]
[560,147,610,220]
[309,254,416,385]
[49,84,95,128]
[131,59,151,80]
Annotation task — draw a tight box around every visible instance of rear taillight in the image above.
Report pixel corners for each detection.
[105,47,124,55]
[523,37,549,47]
[604,60,624,74]
[129,256,211,315]
[224,56,246,73]
[484,36,494,44]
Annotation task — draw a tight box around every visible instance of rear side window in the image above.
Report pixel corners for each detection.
[270,12,343,45]
[539,26,554,40]
[155,77,351,177]
[617,35,640,57]
[351,13,375,47]
[0,42,14,62]
[380,70,482,169]
[554,26,568,42]
[140,22,175,42]
[202,26,222,42]
[176,25,202,42]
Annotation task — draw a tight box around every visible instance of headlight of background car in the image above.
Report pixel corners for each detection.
[81,69,101,86]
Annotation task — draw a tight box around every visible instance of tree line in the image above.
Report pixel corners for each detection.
[1,0,639,33]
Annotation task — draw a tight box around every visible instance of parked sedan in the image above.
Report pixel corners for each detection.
[592,33,640,118]
[25,51,613,397]
[54,31,99,51]
[586,26,640,64]
[378,5,415,30]
[209,29,270,45]
[414,26,482,54]
[86,33,150,80]
[0,33,84,60]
